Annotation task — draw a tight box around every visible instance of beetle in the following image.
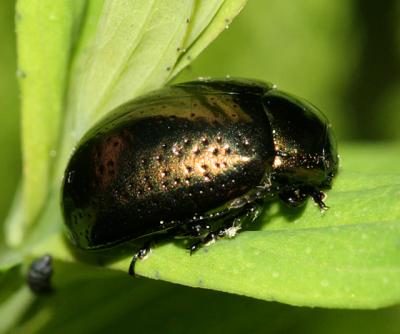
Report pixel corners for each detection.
[61,78,338,276]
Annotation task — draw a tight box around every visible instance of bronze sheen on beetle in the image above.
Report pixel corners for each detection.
[61,78,338,275]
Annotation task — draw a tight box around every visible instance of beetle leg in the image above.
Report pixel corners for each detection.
[189,215,246,255]
[174,207,239,238]
[310,189,328,211]
[248,204,262,222]
[128,242,152,277]
[279,187,308,207]
[189,232,217,255]
[280,186,329,211]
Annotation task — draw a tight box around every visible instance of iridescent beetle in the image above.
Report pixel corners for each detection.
[61,78,338,276]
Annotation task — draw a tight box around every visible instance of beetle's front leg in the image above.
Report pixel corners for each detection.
[309,189,328,211]
[128,241,152,277]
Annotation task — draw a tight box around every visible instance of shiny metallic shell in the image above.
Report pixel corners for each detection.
[62,80,277,249]
[62,79,338,250]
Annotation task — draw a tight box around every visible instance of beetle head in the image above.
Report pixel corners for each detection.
[262,89,338,207]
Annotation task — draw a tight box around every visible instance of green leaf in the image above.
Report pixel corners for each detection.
[126,222,400,309]
[0,266,34,334]
[170,0,247,78]
[0,0,20,231]
[14,0,87,246]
